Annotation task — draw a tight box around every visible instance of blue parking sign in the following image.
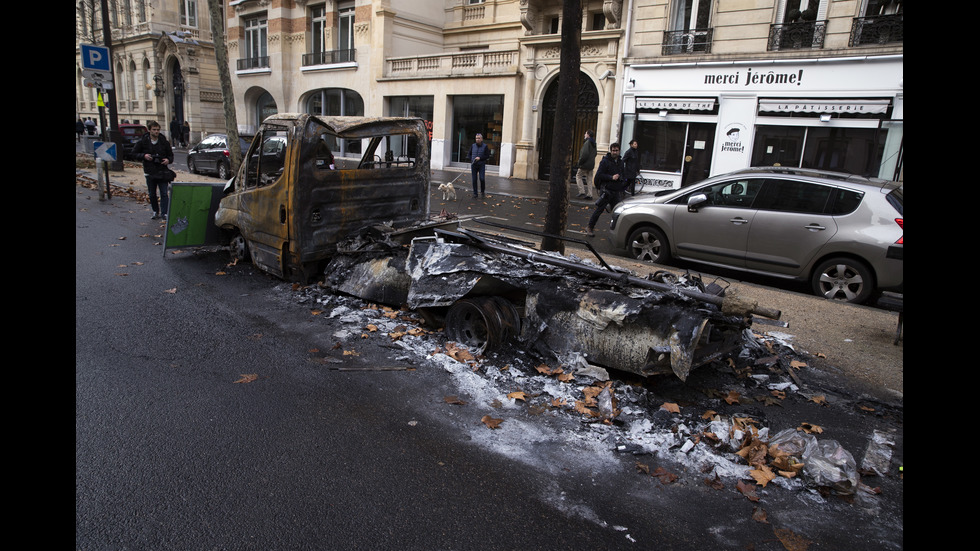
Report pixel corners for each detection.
[81,44,111,72]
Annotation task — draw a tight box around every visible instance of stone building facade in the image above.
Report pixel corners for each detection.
[77,1,902,182]
[75,0,226,145]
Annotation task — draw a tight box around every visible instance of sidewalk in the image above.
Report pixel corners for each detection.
[431,167,597,205]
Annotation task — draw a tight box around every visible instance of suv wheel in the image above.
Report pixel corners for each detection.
[811,257,874,304]
[628,226,671,264]
[217,161,230,180]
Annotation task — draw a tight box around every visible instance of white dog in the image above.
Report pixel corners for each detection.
[438,182,457,201]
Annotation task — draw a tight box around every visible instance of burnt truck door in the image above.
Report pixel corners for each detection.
[293,116,429,262]
[230,122,293,278]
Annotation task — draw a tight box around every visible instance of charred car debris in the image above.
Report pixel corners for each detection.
[162,114,900,500]
[167,113,783,382]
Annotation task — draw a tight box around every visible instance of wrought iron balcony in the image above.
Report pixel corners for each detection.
[768,20,827,51]
[236,56,270,71]
[849,14,903,46]
[302,49,356,67]
[662,28,712,56]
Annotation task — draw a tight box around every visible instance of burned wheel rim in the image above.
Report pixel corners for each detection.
[444,297,520,355]
[811,257,873,304]
[628,226,669,264]
[229,232,251,263]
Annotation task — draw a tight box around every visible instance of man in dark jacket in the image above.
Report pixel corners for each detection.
[623,139,640,195]
[573,130,597,199]
[585,143,626,237]
[131,120,175,220]
[469,133,492,198]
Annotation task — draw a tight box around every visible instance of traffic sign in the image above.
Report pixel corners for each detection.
[94,141,117,162]
[82,68,111,82]
[80,44,111,72]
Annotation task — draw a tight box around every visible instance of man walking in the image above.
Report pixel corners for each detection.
[585,142,626,237]
[573,130,597,200]
[469,133,491,198]
[131,120,175,220]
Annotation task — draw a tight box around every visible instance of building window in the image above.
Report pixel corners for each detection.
[180,0,197,27]
[338,2,355,54]
[769,0,827,50]
[451,95,503,167]
[751,125,893,178]
[307,88,365,156]
[240,15,268,70]
[664,0,712,55]
[850,0,903,46]
[311,4,327,57]
[389,96,434,161]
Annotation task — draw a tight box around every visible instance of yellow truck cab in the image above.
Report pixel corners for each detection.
[213,114,432,282]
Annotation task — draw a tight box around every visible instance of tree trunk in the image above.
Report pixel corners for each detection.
[540,0,582,253]
[208,0,242,173]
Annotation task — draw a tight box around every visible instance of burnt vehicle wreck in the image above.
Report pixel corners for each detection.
[322,223,780,381]
[166,114,780,381]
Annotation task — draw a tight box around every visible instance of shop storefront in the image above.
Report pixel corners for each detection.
[621,55,903,188]
[450,95,504,169]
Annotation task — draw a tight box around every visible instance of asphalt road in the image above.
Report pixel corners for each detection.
[76,155,903,550]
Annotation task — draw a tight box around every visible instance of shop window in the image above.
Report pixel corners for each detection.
[451,95,503,167]
[389,96,434,161]
[752,125,889,178]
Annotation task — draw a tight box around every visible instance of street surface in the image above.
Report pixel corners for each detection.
[76,154,903,550]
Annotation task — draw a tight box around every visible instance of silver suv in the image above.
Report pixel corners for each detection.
[608,167,903,304]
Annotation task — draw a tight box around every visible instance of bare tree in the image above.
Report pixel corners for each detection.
[540,0,582,253]
[208,0,242,173]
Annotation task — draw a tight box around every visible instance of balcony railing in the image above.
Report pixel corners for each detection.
[662,28,713,55]
[768,20,827,51]
[384,50,518,79]
[236,56,269,71]
[849,14,903,46]
[302,49,356,67]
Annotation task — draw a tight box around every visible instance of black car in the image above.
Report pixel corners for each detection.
[187,133,254,180]
[119,123,147,157]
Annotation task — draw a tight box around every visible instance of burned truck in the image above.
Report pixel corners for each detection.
[163,114,779,381]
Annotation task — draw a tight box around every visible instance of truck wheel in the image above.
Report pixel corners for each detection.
[444,297,520,355]
[229,232,251,264]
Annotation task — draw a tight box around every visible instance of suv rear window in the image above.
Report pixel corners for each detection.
[829,189,864,215]
[886,186,903,215]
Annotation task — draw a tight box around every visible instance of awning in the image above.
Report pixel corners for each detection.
[636,97,716,111]
[758,99,891,114]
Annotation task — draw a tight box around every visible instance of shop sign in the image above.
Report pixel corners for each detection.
[636,98,715,111]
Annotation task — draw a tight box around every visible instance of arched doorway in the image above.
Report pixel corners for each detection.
[256,91,277,127]
[537,73,599,180]
[171,61,185,125]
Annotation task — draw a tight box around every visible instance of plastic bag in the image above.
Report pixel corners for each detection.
[802,438,858,495]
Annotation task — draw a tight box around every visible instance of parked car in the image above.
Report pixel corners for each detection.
[187,133,253,180]
[608,167,903,304]
[119,123,147,157]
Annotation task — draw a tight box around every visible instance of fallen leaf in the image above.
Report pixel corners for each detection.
[444,395,467,405]
[215,271,227,276]
[752,507,769,524]
[809,395,827,405]
[703,474,725,490]
[651,467,678,484]
[366,324,379,332]
[635,462,650,475]
[773,528,813,551]
[736,480,760,502]
[790,359,807,369]
[550,398,566,407]
[507,391,526,402]
[343,349,360,356]
[234,374,258,384]
[164,287,177,294]
[749,465,776,487]
[481,415,503,429]
[660,402,680,414]
[724,390,741,405]
[799,422,823,434]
